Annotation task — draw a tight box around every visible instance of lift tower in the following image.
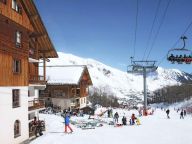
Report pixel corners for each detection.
[127,60,158,115]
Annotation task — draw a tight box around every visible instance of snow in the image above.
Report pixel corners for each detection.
[30,108,192,144]
[45,66,84,85]
[41,52,192,100]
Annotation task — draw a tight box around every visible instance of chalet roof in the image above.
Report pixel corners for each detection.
[20,0,58,58]
[45,66,92,85]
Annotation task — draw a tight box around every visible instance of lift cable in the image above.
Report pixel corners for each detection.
[133,0,139,58]
[146,0,172,60]
[142,0,162,60]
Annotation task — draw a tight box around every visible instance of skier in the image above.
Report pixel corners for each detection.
[114,112,119,123]
[166,109,170,119]
[130,114,137,125]
[110,109,113,118]
[184,110,187,116]
[136,118,141,125]
[107,109,110,118]
[64,112,73,133]
[122,116,127,125]
[138,109,142,117]
[180,110,184,119]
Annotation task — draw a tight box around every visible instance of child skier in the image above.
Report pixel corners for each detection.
[129,113,137,125]
[136,118,141,125]
[64,113,73,133]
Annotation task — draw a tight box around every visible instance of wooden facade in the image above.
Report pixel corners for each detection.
[0,0,57,141]
[0,0,33,31]
[0,1,31,86]
[40,67,93,110]
[0,0,58,86]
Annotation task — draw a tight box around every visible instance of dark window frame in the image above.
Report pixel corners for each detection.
[15,31,22,48]
[12,89,20,108]
[14,120,21,138]
[13,59,21,74]
[12,0,22,14]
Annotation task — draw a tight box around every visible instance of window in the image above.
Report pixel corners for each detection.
[0,0,6,4]
[15,31,21,47]
[54,90,65,97]
[12,89,20,108]
[76,88,80,96]
[12,0,22,14]
[13,59,21,73]
[28,113,35,120]
[28,87,35,97]
[14,120,21,138]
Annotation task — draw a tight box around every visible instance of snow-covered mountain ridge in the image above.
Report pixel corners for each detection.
[45,52,192,100]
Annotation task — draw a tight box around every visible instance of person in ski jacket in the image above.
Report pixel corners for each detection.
[184,110,187,116]
[166,109,170,119]
[64,113,73,133]
[180,110,184,119]
[108,109,110,118]
[136,118,141,125]
[114,112,119,123]
[131,113,136,125]
[122,116,127,125]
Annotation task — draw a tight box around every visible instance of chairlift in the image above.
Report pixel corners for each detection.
[127,65,133,73]
[167,36,192,64]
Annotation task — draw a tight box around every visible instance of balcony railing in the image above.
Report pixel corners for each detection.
[28,99,45,111]
[29,75,46,85]
[70,102,80,109]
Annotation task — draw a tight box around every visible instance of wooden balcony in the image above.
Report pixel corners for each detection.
[28,99,45,111]
[29,75,46,85]
[71,103,80,109]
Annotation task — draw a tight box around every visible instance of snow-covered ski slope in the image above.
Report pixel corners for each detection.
[30,108,192,144]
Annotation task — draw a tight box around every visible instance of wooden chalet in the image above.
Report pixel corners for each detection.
[0,0,57,142]
[40,66,93,110]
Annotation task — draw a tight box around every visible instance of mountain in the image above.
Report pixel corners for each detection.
[43,52,192,101]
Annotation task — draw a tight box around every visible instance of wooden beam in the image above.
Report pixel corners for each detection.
[29,14,38,20]
[30,33,47,38]
[38,49,53,53]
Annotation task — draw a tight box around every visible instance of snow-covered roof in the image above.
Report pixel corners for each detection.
[46,66,85,85]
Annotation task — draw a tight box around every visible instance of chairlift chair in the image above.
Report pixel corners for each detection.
[167,36,192,64]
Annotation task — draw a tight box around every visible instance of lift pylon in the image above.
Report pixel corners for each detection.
[127,60,158,115]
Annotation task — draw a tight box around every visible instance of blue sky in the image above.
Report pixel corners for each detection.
[34,0,192,73]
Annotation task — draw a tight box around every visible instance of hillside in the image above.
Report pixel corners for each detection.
[42,52,192,101]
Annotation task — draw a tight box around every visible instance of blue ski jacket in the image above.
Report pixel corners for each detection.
[65,116,70,125]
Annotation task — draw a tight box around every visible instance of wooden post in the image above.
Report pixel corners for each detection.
[35,38,39,59]
[43,54,46,81]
